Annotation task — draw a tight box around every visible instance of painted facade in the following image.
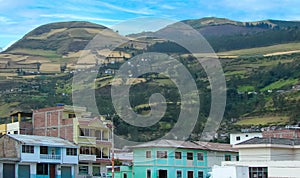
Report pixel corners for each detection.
[0,134,78,178]
[130,139,238,178]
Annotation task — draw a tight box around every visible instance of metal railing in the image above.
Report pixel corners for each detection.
[40,154,61,160]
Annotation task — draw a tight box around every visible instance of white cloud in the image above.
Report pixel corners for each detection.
[96,1,155,15]
[40,14,122,22]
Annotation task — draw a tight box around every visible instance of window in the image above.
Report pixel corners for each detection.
[93,166,101,176]
[246,135,249,137]
[187,152,193,160]
[225,155,231,161]
[68,113,76,118]
[176,170,182,178]
[40,146,48,154]
[249,167,268,178]
[80,128,90,137]
[236,155,239,161]
[187,171,194,178]
[66,148,77,156]
[79,166,89,175]
[95,130,102,140]
[37,163,48,175]
[236,136,241,141]
[198,171,204,178]
[197,152,204,161]
[147,169,151,178]
[80,146,96,155]
[14,131,18,134]
[22,145,34,153]
[157,151,167,159]
[146,151,151,158]
[175,152,182,159]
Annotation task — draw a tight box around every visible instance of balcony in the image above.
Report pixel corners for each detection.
[40,154,61,160]
[78,136,96,145]
[79,154,97,161]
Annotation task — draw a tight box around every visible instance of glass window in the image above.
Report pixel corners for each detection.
[187,152,193,160]
[198,171,204,178]
[176,170,182,178]
[197,152,204,161]
[79,166,89,175]
[249,167,268,178]
[68,113,76,118]
[66,148,77,156]
[157,151,167,159]
[236,136,241,141]
[225,155,231,161]
[146,151,151,158]
[93,166,101,176]
[22,145,34,153]
[40,146,48,154]
[175,152,182,159]
[95,130,102,140]
[147,169,151,178]
[236,155,239,161]
[37,163,48,175]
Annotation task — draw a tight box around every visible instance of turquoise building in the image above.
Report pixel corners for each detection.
[130,139,238,178]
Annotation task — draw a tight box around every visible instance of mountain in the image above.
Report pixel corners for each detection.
[142,17,300,52]
[4,21,108,57]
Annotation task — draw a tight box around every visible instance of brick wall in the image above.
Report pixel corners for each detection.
[33,107,75,142]
[262,129,300,139]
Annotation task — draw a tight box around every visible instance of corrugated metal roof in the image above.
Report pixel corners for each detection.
[236,137,300,146]
[8,134,77,148]
[129,139,236,152]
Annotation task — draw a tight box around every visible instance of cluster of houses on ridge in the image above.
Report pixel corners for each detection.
[1,105,300,178]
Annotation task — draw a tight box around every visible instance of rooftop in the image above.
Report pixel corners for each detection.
[236,137,300,146]
[7,134,77,148]
[130,139,237,152]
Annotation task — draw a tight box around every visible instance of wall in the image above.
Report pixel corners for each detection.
[207,151,238,168]
[230,133,262,145]
[0,124,6,135]
[33,108,75,142]
[0,135,20,159]
[262,129,300,139]
[133,148,208,178]
[6,122,19,134]
[239,148,271,161]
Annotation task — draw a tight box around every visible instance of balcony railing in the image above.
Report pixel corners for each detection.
[40,154,61,160]
[79,154,97,161]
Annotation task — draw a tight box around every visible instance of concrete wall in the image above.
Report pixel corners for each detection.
[239,148,271,161]
[230,133,262,145]
[207,151,238,168]
[6,122,19,134]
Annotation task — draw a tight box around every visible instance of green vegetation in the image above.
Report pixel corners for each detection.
[261,79,298,91]
[235,116,289,126]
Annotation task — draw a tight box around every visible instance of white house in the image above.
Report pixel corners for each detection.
[213,137,300,178]
[230,132,262,145]
[0,134,78,178]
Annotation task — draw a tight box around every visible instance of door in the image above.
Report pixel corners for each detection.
[3,163,15,178]
[18,165,30,178]
[61,166,72,178]
[158,170,167,178]
[50,164,55,178]
[187,171,194,178]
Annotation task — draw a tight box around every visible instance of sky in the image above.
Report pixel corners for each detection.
[0,0,300,49]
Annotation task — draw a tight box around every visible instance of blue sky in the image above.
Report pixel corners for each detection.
[0,0,300,49]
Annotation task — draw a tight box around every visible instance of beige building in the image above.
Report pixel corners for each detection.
[216,137,300,178]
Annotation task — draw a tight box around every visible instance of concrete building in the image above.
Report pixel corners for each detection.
[0,134,78,178]
[0,112,32,135]
[129,139,238,178]
[217,137,300,178]
[32,105,112,177]
[230,132,262,145]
